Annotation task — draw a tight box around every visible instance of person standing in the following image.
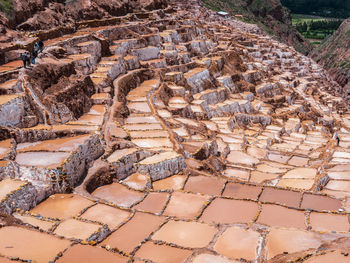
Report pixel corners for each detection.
[21,52,27,68]
[38,40,44,53]
[26,51,31,67]
[32,42,39,64]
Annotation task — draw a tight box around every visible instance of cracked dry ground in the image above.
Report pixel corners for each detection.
[0,1,350,263]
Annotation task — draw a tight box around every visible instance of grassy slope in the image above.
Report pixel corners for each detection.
[311,19,350,69]
[310,18,350,88]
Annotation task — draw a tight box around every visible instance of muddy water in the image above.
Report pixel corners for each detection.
[13,213,55,231]
[74,114,104,125]
[249,171,279,184]
[268,153,290,164]
[288,156,309,166]
[327,171,350,180]
[266,228,322,260]
[152,220,217,248]
[0,179,25,200]
[30,194,93,219]
[247,146,266,159]
[134,192,169,214]
[173,127,189,137]
[80,204,130,230]
[304,251,350,263]
[16,135,90,153]
[54,219,101,240]
[88,105,106,115]
[256,163,288,173]
[0,94,20,105]
[277,178,314,190]
[124,123,163,131]
[122,173,150,190]
[0,226,71,263]
[0,139,11,159]
[169,97,187,104]
[158,109,172,118]
[325,180,350,192]
[51,124,99,132]
[0,256,13,262]
[16,152,70,168]
[132,138,173,148]
[227,151,259,166]
[128,85,152,98]
[129,130,169,138]
[101,212,164,253]
[214,226,260,260]
[92,183,144,208]
[56,244,127,263]
[223,182,262,200]
[283,168,317,179]
[125,115,158,124]
[301,193,342,211]
[138,151,180,164]
[128,102,151,113]
[200,198,258,224]
[107,148,138,163]
[259,187,301,207]
[184,175,225,196]
[309,213,349,232]
[223,168,250,181]
[257,204,306,229]
[135,242,192,263]
[163,192,209,219]
[67,53,92,61]
[152,175,186,191]
[192,254,238,263]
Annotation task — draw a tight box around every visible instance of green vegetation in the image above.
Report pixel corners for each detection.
[292,14,343,46]
[0,0,13,16]
[203,2,220,12]
[250,0,273,13]
[339,60,350,69]
[281,0,350,18]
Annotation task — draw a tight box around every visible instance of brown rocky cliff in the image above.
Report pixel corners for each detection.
[311,18,350,92]
[1,0,167,31]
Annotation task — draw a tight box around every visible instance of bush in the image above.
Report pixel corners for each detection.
[0,0,13,16]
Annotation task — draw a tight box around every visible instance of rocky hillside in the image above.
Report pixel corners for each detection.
[0,0,167,64]
[311,18,350,92]
[0,0,167,31]
[202,0,312,55]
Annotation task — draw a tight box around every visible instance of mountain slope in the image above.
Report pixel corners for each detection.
[310,18,350,90]
[202,0,312,55]
[0,0,167,31]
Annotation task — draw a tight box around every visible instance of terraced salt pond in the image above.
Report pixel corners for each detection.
[0,0,349,261]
